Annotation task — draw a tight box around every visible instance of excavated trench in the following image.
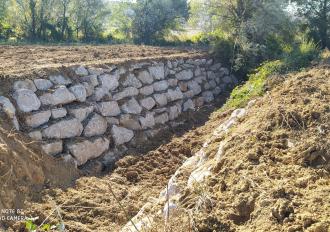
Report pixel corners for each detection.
[0,51,240,231]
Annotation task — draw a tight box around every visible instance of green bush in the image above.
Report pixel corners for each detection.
[223,60,285,109]
[211,36,235,68]
[283,38,320,70]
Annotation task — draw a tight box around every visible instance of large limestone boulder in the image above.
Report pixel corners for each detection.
[51,108,67,119]
[25,110,51,128]
[97,101,121,117]
[155,112,169,124]
[69,84,87,102]
[148,63,165,80]
[137,71,153,84]
[187,80,202,96]
[153,80,169,92]
[75,66,89,76]
[13,89,41,112]
[52,86,76,105]
[42,118,83,139]
[202,91,214,103]
[166,88,183,102]
[39,93,53,106]
[0,96,16,118]
[83,113,108,137]
[42,141,63,156]
[120,114,141,130]
[82,82,94,97]
[169,105,181,120]
[153,93,168,107]
[49,75,72,85]
[111,125,134,145]
[0,96,18,130]
[113,87,139,100]
[68,106,94,121]
[183,99,195,111]
[28,131,42,141]
[210,63,221,71]
[98,73,119,91]
[139,85,154,96]
[168,78,178,87]
[213,86,222,96]
[34,79,53,91]
[13,80,37,92]
[67,137,110,166]
[140,97,156,110]
[176,70,193,81]
[92,87,109,101]
[122,74,142,88]
[139,113,155,129]
[80,74,99,87]
[121,98,142,114]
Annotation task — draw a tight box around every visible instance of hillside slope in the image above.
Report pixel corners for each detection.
[135,63,330,232]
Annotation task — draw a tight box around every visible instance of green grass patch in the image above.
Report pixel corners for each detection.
[223,60,285,109]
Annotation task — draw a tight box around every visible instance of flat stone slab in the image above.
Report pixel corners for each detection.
[176,69,193,81]
[113,87,139,100]
[42,118,83,139]
[97,101,121,117]
[25,110,51,128]
[51,108,67,119]
[68,106,94,122]
[34,79,53,91]
[49,75,72,85]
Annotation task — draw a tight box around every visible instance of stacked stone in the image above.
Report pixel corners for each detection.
[9,58,237,167]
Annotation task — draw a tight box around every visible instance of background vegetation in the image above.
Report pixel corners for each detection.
[0,0,327,78]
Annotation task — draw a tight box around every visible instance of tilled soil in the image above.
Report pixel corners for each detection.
[8,102,231,232]
[0,45,205,77]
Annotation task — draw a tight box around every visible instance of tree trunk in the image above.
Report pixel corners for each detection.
[29,0,37,40]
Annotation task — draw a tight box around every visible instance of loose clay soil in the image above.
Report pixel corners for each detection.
[0,45,205,77]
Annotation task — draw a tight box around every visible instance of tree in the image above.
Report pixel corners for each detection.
[70,0,109,42]
[132,0,188,44]
[107,0,135,41]
[292,0,330,48]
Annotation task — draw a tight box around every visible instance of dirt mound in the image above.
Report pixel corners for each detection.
[0,45,205,77]
[0,116,78,229]
[145,65,330,231]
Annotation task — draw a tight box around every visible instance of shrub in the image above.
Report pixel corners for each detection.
[223,60,285,109]
[284,38,320,70]
[211,36,235,68]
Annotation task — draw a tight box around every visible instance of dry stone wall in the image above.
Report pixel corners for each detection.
[0,57,238,167]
